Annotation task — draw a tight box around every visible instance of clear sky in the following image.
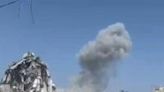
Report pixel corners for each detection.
[0,0,164,92]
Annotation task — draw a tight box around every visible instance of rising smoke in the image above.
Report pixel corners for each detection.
[68,23,132,92]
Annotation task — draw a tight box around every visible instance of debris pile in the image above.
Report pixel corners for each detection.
[0,52,56,92]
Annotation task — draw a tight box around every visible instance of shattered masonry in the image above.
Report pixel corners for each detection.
[0,52,56,92]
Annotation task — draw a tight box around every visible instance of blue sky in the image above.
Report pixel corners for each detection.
[0,0,164,92]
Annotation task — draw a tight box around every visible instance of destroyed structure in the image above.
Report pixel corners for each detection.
[0,52,56,92]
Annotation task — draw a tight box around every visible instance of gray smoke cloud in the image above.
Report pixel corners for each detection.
[68,23,132,92]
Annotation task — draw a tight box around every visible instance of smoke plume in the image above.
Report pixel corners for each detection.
[69,23,132,92]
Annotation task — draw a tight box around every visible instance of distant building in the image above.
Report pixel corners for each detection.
[155,87,164,92]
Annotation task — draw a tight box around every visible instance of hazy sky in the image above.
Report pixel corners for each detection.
[0,0,164,92]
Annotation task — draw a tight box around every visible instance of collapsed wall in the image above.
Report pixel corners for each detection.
[0,52,56,92]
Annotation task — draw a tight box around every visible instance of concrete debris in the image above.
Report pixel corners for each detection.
[0,52,56,92]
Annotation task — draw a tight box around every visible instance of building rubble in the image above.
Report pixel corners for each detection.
[0,52,56,92]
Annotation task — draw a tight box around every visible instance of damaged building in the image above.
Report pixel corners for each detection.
[0,52,56,92]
